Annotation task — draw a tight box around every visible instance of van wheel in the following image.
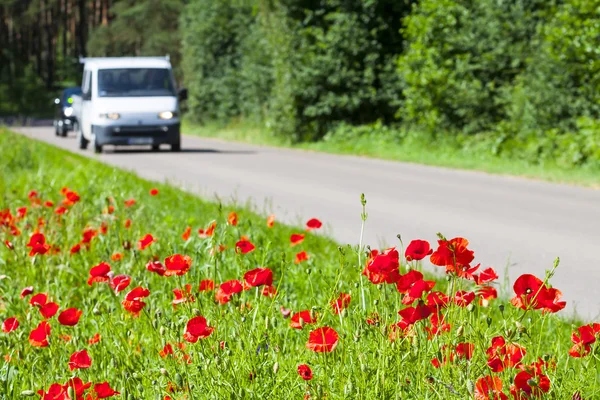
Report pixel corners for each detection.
[91,135,102,154]
[151,144,160,152]
[76,123,88,149]
[171,142,181,152]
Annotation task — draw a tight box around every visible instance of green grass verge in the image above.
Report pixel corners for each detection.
[182,120,600,188]
[0,128,597,399]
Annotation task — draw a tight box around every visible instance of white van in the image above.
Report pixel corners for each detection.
[72,57,186,153]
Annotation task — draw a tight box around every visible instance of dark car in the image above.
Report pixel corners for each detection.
[53,87,82,137]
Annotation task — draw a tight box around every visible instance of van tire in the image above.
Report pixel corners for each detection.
[91,135,102,154]
[76,122,88,150]
[171,142,181,152]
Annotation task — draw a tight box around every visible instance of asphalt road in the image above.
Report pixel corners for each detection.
[11,127,600,320]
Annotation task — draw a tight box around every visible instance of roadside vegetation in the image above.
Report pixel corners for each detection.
[1,129,599,399]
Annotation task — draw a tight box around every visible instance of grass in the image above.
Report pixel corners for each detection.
[182,120,600,188]
[0,128,598,399]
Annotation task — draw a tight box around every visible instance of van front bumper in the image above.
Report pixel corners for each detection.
[92,123,180,146]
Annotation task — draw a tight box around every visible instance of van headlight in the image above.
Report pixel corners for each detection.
[64,107,73,117]
[99,113,121,120]
[158,111,177,120]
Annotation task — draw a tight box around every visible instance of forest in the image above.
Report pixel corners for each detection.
[2,0,600,168]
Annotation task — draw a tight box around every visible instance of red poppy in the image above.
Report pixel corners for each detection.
[405,240,433,261]
[88,262,111,285]
[37,383,68,400]
[66,377,92,398]
[199,279,215,291]
[89,333,101,345]
[430,237,474,271]
[81,228,98,245]
[215,280,243,304]
[20,286,34,298]
[121,287,150,317]
[477,286,498,303]
[30,292,48,307]
[569,324,600,357]
[536,286,566,313]
[295,251,309,264]
[137,234,155,250]
[454,291,476,307]
[146,260,166,276]
[93,382,120,398]
[513,370,550,397]
[58,308,83,326]
[290,310,317,329]
[266,214,275,228]
[29,320,51,347]
[198,221,216,238]
[16,207,27,218]
[290,234,305,246]
[331,293,351,314]
[109,274,131,293]
[306,218,322,230]
[397,270,436,304]
[456,342,475,359]
[164,254,192,276]
[474,376,508,400]
[262,285,277,298]
[425,312,451,338]
[2,317,19,333]
[235,239,255,254]
[54,206,69,215]
[70,243,81,255]
[4,240,13,250]
[297,364,313,380]
[173,284,195,307]
[183,316,214,343]
[68,349,92,370]
[150,188,159,196]
[228,212,238,226]
[110,252,123,261]
[124,219,132,228]
[26,232,50,256]
[124,198,136,207]
[510,274,544,310]
[62,189,80,206]
[181,226,191,241]
[486,336,526,372]
[475,267,499,285]
[363,248,401,285]
[160,343,174,358]
[244,267,273,287]
[398,301,432,325]
[39,302,59,319]
[306,327,339,352]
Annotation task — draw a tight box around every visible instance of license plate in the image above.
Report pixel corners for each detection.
[128,138,153,145]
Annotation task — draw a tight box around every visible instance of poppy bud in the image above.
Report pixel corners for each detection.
[354,282,359,288]
[515,321,526,333]
[486,316,492,327]
[298,317,305,328]
[193,308,201,316]
[467,304,475,312]
[132,372,139,379]
[128,394,135,400]
[160,368,168,376]
[137,384,144,393]
[271,317,277,327]
[273,362,279,374]
[21,390,35,396]
[337,246,344,255]
[265,316,269,330]
[373,299,379,305]
[93,307,101,315]
[341,309,348,318]
[241,316,246,323]
[155,309,162,318]
[481,299,490,308]
[499,304,505,313]
[456,325,464,337]
[175,373,184,388]
[305,268,311,275]
[360,363,367,372]
[466,380,475,395]
[445,275,452,281]
[360,193,367,206]
[159,326,165,336]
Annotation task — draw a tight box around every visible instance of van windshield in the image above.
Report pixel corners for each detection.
[98,68,175,97]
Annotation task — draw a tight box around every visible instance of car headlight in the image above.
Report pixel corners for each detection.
[158,111,177,120]
[99,113,120,120]
[64,107,73,117]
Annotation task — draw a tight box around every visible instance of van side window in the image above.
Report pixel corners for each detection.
[82,71,92,100]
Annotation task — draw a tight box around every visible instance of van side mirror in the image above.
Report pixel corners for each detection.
[54,98,61,105]
[178,88,188,101]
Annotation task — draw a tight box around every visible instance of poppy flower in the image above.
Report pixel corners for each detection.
[146,260,166,276]
[244,267,273,287]
[121,287,150,317]
[454,291,476,307]
[109,274,131,293]
[198,221,216,238]
[89,333,101,345]
[88,262,111,285]
[486,336,526,372]
[110,252,123,261]
[70,243,81,255]
[26,232,50,256]
[30,292,48,307]
[39,302,59,319]
[183,316,214,343]
[37,383,68,399]
[280,306,292,318]
[173,284,195,307]
[363,247,401,285]
[4,240,13,250]
[266,214,275,228]
[93,382,120,398]
[228,212,238,226]
[398,301,432,325]
[306,218,322,230]
[68,349,92,370]
[297,364,313,380]
[475,267,499,285]
[29,320,51,347]
[124,219,132,228]
[20,286,34,298]
[513,370,550,397]
[58,308,83,326]
[295,251,309,264]
[160,343,174,358]
[150,188,159,196]
[137,234,155,250]
[2,317,19,333]
[124,198,136,207]
[66,377,92,398]
[290,310,317,329]
[535,286,566,313]
[199,279,215,292]
[262,285,277,298]
[425,312,451,338]
[62,189,80,206]
[164,254,192,276]
[331,293,351,314]
[430,237,474,271]
[235,239,255,254]
[397,270,436,304]
[405,240,433,261]
[290,234,305,246]
[474,375,508,400]
[569,324,600,357]
[215,280,243,304]
[510,274,544,310]
[81,228,98,245]
[181,226,191,241]
[54,206,69,215]
[306,327,339,352]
